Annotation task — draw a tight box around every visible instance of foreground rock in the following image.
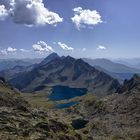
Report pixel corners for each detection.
[1,74,140,140]
[0,77,82,140]
[63,75,140,140]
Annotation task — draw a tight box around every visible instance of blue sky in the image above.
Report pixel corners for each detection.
[0,0,139,59]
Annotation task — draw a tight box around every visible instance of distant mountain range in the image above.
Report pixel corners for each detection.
[135,63,140,69]
[114,58,140,69]
[5,53,120,96]
[1,56,140,81]
[83,58,140,80]
[0,58,42,71]
[1,53,140,95]
[83,58,140,73]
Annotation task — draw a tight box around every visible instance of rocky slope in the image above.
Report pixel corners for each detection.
[9,54,120,96]
[62,75,140,140]
[0,77,82,140]
[0,66,140,140]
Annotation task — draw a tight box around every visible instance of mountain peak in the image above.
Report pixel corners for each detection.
[40,52,60,65]
[46,52,59,59]
[65,55,74,59]
[63,55,75,62]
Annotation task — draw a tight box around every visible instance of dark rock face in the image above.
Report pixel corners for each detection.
[9,55,120,96]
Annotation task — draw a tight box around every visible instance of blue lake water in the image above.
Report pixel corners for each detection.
[48,86,87,101]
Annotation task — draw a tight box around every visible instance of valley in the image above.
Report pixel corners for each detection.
[0,53,139,139]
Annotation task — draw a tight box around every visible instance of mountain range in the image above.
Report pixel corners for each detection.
[7,53,120,96]
[83,58,140,73]
[1,54,140,82]
[83,58,140,80]
[0,58,42,71]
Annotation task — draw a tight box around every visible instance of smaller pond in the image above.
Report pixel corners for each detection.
[72,119,89,130]
[55,101,79,109]
[48,86,87,101]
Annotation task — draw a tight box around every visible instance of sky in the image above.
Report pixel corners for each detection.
[0,0,140,59]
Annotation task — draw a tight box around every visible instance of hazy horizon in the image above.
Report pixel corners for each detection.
[0,52,140,64]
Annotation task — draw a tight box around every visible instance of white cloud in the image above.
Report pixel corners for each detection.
[20,49,31,52]
[0,47,17,55]
[32,41,54,54]
[71,7,102,29]
[58,42,74,51]
[7,47,17,52]
[97,45,106,50]
[0,5,9,20]
[0,50,7,55]
[0,0,14,9]
[0,0,63,26]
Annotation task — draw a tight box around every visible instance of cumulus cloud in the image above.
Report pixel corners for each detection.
[71,7,102,29]
[97,45,106,50]
[0,47,17,55]
[0,0,63,26]
[0,5,9,20]
[58,42,74,51]
[0,0,14,9]
[32,41,54,54]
